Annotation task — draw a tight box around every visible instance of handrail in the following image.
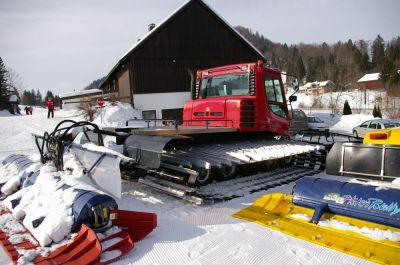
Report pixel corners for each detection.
[125,118,235,130]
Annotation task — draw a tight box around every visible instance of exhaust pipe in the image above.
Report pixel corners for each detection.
[187,68,196,100]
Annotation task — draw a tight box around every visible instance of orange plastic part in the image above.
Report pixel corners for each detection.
[35,225,101,265]
[0,209,156,264]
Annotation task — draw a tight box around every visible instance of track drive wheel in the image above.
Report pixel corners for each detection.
[217,165,237,181]
[194,167,214,186]
[260,159,278,171]
[282,156,293,166]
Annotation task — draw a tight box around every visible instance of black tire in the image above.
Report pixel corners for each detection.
[282,156,293,166]
[217,165,237,181]
[264,159,278,170]
[195,167,214,186]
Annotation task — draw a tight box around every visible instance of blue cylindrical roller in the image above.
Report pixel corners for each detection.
[292,176,400,228]
[71,190,118,232]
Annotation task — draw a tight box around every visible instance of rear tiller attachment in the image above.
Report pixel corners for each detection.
[234,176,400,264]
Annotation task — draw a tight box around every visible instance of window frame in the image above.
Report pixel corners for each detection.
[264,74,287,119]
[199,73,250,99]
[142,110,156,120]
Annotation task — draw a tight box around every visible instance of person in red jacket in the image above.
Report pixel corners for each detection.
[45,97,55,118]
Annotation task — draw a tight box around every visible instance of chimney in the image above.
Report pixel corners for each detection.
[148,23,156,32]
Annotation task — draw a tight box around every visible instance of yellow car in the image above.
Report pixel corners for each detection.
[363,127,400,145]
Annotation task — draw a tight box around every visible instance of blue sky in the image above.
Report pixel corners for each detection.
[0,0,399,95]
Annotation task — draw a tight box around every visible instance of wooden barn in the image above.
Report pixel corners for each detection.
[357,73,384,91]
[99,0,264,120]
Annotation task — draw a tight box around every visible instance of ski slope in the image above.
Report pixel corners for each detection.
[0,107,377,265]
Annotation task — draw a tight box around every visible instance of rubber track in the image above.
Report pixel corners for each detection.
[197,167,320,203]
[140,166,321,205]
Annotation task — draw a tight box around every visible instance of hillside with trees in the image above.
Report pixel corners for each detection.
[235,26,400,92]
[84,77,106,90]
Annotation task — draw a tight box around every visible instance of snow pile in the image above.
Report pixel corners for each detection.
[291,214,400,241]
[100,250,122,263]
[93,102,142,127]
[5,167,76,246]
[392,178,400,187]
[292,90,384,110]
[307,112,341,127]
[0,152,105,249]
[331,114,375,131]
[0,109,15,117]
[349,178,400,190]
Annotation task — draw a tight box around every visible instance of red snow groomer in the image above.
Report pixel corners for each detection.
[108,61,325,202]
[0,121,157,264]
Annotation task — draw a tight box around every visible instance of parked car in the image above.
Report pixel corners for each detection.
[352,119,400,138]
[289,109,308,135]
[307,116,329,131]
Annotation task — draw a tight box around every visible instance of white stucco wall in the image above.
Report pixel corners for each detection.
[133,92,191,118]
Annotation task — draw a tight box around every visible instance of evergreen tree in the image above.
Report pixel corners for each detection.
[21,90,36,105]
[343,100,352,115]
[30,89,36,104]
[371,35,385,70]
[84,77,106,90]
[376,105,382,118]
[361,53,370,71]
[0,57,8,96]
[54,95,61,108]
[0,57,9,110]
[295,56,306,80]
[379,56,397,93]
[306,58,317,82]
[21,90,29,105]
[36,90,42,106]
[372,105,377,117]
[45,90,55,101]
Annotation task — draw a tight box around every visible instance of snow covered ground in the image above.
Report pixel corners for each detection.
[0,105,385,265]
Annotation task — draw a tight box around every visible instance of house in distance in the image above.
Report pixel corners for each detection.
[99,0,264,120]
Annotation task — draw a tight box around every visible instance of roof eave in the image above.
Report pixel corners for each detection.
[99,0,265,89]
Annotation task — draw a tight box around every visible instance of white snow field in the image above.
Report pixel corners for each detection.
[0,104,386,265]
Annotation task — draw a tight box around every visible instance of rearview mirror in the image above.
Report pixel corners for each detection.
[289,95,297,102]
[292,79,299,91]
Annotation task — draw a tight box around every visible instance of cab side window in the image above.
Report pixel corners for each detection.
[265,78,284,103]
[265,76,287,118]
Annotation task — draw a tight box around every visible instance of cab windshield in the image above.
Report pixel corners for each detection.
[199,73,249,98]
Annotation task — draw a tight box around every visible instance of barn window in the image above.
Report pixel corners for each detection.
[142,110,156,120]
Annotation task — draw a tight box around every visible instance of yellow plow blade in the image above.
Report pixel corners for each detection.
[233,193,400,265]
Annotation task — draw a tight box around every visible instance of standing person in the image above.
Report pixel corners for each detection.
[45,97,55,118]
